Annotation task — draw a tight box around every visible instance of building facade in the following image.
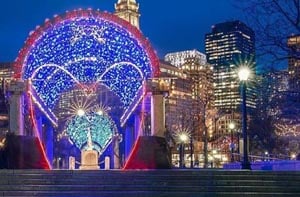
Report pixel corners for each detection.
[163,50,216,167]
[165,50,217,138]
[205,20,256,113]
[159,60,192,133]
[159,60,192,167]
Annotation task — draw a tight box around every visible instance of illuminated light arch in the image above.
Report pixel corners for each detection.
[14,9,159,123]
[13,9,159,167]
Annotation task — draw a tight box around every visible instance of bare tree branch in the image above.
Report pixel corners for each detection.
[237,0,300,67]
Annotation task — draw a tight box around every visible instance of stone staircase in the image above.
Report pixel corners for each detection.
[0,169,300,196]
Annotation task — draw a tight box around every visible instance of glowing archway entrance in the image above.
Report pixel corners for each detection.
[14,9,159,168]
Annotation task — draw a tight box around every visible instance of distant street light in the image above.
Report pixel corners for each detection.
[238,66,251,170]
[291,153,296,160]
[179,133,188,168]
[177,131,190,168]
[179,133,189,143]
[229,122,235,162]
[265,151,269,161]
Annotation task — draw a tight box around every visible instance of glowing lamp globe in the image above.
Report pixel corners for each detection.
[97,110,103,116]
[179,133,188,143]
[238,67,250,81]
[229,122,235,130]
[77,109,85,117]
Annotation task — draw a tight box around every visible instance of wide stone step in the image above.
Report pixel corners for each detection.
[2,170,300,177]
[0,184,299,193]
[2,170,300,178]
[0,170,300,196]
[2,174,300,184]
[1,178,299,188]
[1,191,300,197]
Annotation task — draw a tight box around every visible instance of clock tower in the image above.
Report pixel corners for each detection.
[115,0,140,29]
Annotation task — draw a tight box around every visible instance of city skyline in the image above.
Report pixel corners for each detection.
[0,0,242,61]
[0,0,299,172]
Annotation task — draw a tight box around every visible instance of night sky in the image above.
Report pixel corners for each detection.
[0,0,243,62]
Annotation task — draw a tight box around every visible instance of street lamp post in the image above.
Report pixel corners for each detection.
[238,67,251,170]
[237,130,241,161]
[190,135,193,168]
[229,122,235,163]
[178,133,188,168]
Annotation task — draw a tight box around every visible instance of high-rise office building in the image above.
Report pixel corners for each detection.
[165,49,207,68]
[205,20,256,113]
[164,50,216,166]
[160,59,208,167]
[165,50,214,112]
[0,62,13,84]
[287,35,300,93]
[115,0,140,29]
[164,50,213,106]
[159,60,192,133]
[0,62,12,134]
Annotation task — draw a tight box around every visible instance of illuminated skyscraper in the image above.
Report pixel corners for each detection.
[205,21,256,113]
[0,62,12,134]
[0,62,13,84]
[164,50,215,166]
[287,35,300,93]
[165,50,207,68]
[159,60,192,134]
[115,0,140,29]
[164,50,214,112]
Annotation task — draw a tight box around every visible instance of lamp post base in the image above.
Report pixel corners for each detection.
[241,161,251,170]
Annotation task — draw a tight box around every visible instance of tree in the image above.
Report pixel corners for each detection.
[248,115,278,154]
[238,1,300,159]
[164,96,200,168]
[239,0,300,66]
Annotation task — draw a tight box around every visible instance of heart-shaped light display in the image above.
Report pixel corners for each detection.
[14,9,159,126]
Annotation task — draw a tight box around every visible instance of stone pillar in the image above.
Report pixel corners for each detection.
[134,112,141,137]
[8,80,25,136]
[45,121,54,167]
[125,125,134,160]
[113,133,122,169]
[151,94,165,137]
[35,113,43,137]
